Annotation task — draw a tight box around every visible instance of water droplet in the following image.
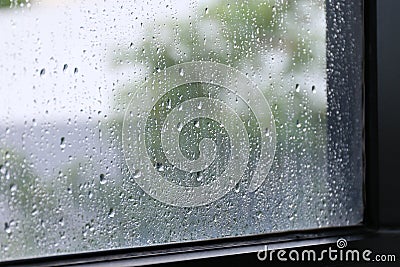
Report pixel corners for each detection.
[10,184,17,192]
[295,84,300,92]
[177,122,183,131]
[4,223,11,234]
[234,183,240,193]
[40,68,45,76]
[194,120,200,128]
[156,163,164,172]
[296,120,302,128]
[99,173,107,184]
[312,85,316,93]
[205,7,209,14]
[60,137,66,149]
[265,128,270,136]
[63,64,68,72]
[133,169,141,178]
[196,172,204,182]
[74,67,78,74]
[179,68,184,76]
[31,208,38,216]
[108,208,115,218]
[197,102,202,110]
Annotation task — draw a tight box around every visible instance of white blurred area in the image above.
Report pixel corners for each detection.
[0,0,195,123]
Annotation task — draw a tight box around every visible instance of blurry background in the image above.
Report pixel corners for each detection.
[0,0,361,261]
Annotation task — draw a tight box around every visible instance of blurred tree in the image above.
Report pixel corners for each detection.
[0,0,26,8]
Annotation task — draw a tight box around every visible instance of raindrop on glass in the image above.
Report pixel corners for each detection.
[196,172,204,182]
[60,137,66,149]
[295,84,300,92]
[4,223,11,234]
[108,208,115,218]
[156,163,165,172]
[177,122,183,132]
[99,173,107,185]
[133,169,142,178]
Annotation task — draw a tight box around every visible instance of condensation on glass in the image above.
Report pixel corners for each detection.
[0,0,363,261]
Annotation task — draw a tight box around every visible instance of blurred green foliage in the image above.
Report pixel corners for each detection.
[0,0,11,8]
[114,0,313,76]
[0,0,24,8]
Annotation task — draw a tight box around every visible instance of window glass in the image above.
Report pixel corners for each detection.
[0,0,363,260]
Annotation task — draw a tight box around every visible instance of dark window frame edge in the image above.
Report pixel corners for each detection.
[0,226,370,267]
